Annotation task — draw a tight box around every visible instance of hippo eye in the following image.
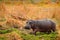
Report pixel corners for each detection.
[29,22,32,24]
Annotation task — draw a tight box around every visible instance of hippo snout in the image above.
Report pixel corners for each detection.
[24,26,31,30]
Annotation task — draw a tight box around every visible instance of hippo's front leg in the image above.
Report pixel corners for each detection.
[31,29,38,35]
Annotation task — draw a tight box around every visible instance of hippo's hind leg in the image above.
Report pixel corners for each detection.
[51,25,56,32]
[52,27,56,32]
[47,30,51,34]
[51,21,56,32]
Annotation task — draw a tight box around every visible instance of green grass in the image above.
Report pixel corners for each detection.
[13,28,58,40]
[0,36,8,40]
[0,28,58,40]
[0,28,13,34]
[0,17,6,22]
[20,32,57,40]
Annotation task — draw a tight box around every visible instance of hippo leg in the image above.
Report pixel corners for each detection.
[30,29,38,35]
[46,30,51,34]
[52,27,56,32]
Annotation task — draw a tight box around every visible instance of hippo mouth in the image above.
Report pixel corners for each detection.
[24,26,31,30]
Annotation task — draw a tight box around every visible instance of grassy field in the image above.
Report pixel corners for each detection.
[0,2,60,40]
[0,28,58,40]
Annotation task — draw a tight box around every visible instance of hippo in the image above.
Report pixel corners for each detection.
[24,19,56,35]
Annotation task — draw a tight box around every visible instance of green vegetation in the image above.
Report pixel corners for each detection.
[0,17,6,22]
[0,36,8,40]
[0,28,58,40]
[0,28,13,34]
[12,28,58,40]
[20,32,57,40]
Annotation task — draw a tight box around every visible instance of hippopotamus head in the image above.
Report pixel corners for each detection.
[24,20,34,30]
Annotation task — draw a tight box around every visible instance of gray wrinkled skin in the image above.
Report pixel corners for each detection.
[24,19,56,35]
